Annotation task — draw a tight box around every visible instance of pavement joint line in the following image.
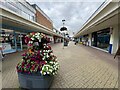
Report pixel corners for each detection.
[91,66,110,88]
[103,73,113,88]
[2,42,118,88]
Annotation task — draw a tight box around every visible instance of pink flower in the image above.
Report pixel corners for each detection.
[31,57,36,61]
[28,44,32,46]
[22,53,27,56]
[25,37,29,44]
[28,72,30,74]
[32,32,35,35]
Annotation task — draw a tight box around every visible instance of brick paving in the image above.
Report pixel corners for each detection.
[1,42,119,89]
[0,60,2,90]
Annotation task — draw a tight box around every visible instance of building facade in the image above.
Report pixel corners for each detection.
[74,1,120,54]
[0,0,37,54]
[1,0,36,21]
[32,4,54,43]
[0,0,62,54]
[32,4,53,30]
[53,28,63,43]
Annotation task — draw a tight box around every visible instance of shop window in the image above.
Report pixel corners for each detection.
[92,28,110,51]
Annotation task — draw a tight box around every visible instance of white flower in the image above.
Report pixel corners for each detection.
[43,72,46,75]
[47,72,50,74]
[35,33,38,36]
[39,39,41,42]
[40,71,42,74]
[49,61,53,64]
[46,67,48,70]
[50,53,53,55]
[53,72,55,75]
[49,69,53,73]
[29,41,33,44]
[43,53,46,55]
[42,57,45,60]
[33,35,35,37]
[31,38,34,40]
[46,54,49,58]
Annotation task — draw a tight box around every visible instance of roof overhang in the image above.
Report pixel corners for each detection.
[74,1,120,38]
[0,7,62,37]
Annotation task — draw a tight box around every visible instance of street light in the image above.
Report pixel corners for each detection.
[60,19,67,49]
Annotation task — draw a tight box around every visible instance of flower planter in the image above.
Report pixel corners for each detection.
[16,32,59,89]
[18,73,54,89]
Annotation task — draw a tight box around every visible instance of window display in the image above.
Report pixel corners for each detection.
[92,28,110,51]
[0,29,26,54]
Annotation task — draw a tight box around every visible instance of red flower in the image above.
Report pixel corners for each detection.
[32,32,35,35]
[31,66,35,70]
[40,61,46,65]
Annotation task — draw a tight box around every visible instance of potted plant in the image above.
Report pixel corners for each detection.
[16,32,59,89]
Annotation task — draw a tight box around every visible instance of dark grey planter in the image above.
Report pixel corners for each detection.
[18,73,54,89]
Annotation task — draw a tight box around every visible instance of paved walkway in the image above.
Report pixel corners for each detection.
[1,42,118,89]
[0,59,2,90]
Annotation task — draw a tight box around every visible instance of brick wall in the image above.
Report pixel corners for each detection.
[36,10,53,30]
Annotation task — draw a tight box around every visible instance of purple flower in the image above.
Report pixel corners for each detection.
[28,72,30,74]
[31,57,36,61]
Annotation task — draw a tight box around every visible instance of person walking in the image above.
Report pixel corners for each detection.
[0,46,5,61]
[0,47,3,61]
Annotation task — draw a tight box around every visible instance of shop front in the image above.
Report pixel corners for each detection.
[0,29,27,54]
[91,28,110,52]
[82,34,89,46]
[53,36,62,43]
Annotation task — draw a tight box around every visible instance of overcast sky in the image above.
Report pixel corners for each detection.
[26,0,105,37]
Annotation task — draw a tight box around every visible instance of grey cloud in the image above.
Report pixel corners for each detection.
[27,1,104,36]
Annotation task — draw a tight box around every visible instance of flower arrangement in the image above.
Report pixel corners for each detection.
[16,32,59,76]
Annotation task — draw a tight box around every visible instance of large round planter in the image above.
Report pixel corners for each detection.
[18,73,54,89]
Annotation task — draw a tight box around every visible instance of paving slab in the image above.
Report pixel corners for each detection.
[1,42,119,89]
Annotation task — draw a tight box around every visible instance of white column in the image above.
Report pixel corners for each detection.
[110,27,114,45]
[13,31,17,51]
[111,26,119,54]
[78,37,79,42]
[20,34,23,51]
[88,33,92,46]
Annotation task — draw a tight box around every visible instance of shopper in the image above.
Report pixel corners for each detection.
[0,46,5,61]
[0,47,3,60]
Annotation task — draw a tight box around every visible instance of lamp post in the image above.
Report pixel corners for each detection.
[60,20,67,49]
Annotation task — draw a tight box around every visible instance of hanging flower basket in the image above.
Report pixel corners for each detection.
[16,32,59,89]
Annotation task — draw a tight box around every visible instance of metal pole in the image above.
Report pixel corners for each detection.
[62,20,65,49]
[118,2,120,46]
[63,33,64,49]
